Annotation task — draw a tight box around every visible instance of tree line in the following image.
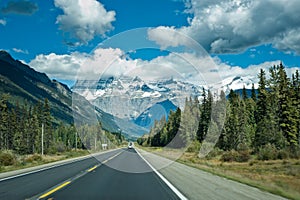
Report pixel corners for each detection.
[138,64,300,156]
[0,96,124,155]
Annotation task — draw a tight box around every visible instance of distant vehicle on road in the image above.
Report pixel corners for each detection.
[128,142,133,149]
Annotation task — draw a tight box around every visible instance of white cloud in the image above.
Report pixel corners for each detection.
[54,0,116,44]
[12,48,28,54]
[29,46,298,92]
[215,59,299,89]
[77,47,138,79]
[0,19,6,26]
[148,0,300,54]
[147,26,190,49]
[29,52,88,80]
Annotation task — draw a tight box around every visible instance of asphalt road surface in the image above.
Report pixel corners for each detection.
[0,148,287,200]
[0,148,181,200]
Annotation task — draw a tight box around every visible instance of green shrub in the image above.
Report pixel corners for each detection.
[289,147,300,159]
[186,141,201,153]
[236,150,251,162]
[24,154,43,163]
[48,141,66,154]
[257,143,277,160]
[220,149,251,162]
[206,148,223,160]
[277,149,289,159]
[0,151,16,166]
[220,150,239,162]
[237,143,250,152]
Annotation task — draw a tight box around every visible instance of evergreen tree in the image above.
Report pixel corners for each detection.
[277,64,298,147]
[251,83,256,101]
[242,85,247,100]
[254,69,272,149]
[179,97,200,145]
[0,94,10,150]
[43,98,53,152]
[197,89,212,142]
[292,70,300,146]
[256,69,268,123]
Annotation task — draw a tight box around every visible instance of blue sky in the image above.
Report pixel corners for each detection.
[0,0,300,87]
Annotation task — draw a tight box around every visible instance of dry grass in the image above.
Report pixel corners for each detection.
[138,145,300,199]
[179,152,300,200]
[0,149,89,173]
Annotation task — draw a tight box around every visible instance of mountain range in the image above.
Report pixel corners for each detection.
[0,51,126,135]
[0,51,258,139]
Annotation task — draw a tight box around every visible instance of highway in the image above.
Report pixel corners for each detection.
[0,148,286,200]
[0,148,181,200]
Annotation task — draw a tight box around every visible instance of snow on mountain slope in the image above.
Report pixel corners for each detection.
[73,74,257,136]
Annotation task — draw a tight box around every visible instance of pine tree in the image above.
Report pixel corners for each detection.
[256,69,268,123]
[179,97,199,145]
[0,94,10,150]
[242,85,247,100]
[292,70,300,146]
[251,83,256,101]
[277,64,298,147]
[197,89,212,142]
[254,69,272,149]
[43,98,53,152]
[30,106,40,153]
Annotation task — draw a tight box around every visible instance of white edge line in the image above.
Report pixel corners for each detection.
[0,148,122,182]
[135,148,188,200]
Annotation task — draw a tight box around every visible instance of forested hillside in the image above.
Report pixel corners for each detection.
[0,95,124,155]
[0,51,125,157]
[138,64,300,160]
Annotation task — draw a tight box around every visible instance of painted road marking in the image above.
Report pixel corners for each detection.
[87,165,98,172]
[39,181,71,199]
[102,151,123,164]
[136,149,188,200]
[0,148,122,182]
[36,150,124,199]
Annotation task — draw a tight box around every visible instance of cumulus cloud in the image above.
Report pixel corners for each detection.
[0,19,6,26]
[29,48,137,81]
[75,47,221,86]
[77,47,138,79]
[1,0,38,15]
[213,58,299,90]
[147,26,191,49]
[29,52,88,80]
[29,46,297,92]
[148,0,300,54]
[54,0,116,44]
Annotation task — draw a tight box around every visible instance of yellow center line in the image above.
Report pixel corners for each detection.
[39,181,71,199]
[38,151,123,199]
[87,165,98,172]
[102,151,123,164]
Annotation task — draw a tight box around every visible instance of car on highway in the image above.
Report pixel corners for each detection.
[128,142,133,149]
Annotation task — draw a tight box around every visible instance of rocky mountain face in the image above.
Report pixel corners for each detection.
[0,50,74,123]
[74,73,258,134]
[74,76,202,120]
[0,51,258,138]
[0,51,120,133]
[134,99,177,129]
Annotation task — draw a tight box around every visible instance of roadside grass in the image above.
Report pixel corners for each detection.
[0,149,89,173]
[179,152,300,200]
[138,146,300,200]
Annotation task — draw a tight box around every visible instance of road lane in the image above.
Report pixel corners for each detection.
[0,149,122,200]
[47,148,181,200]
[1,147,285,200]
[138,148,287,200]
